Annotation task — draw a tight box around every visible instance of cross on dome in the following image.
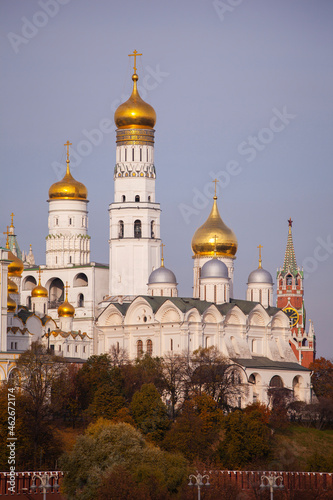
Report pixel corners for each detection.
[257,244,263,268]
[128,50,142,75]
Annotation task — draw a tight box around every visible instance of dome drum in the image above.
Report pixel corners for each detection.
[116,128,155,146]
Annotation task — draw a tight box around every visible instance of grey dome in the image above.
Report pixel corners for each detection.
[201,259,229,279]
[248,267,273,284]
[148,266,177,284]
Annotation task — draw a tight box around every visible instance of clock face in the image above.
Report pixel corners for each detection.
[283,307,299,327]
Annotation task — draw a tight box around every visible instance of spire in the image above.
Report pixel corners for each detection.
[257,244,263,269]
[283,218,298,275]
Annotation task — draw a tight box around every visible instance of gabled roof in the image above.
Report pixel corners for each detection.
[233,356,310,372]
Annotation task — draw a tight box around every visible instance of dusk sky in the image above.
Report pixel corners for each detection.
[1,0,332,358]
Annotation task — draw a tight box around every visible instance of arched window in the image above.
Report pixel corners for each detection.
[48,278,64,307]
[73,273,88,287]
[135,195,140,202]
[286,274,292,286]
[269,375,284,388]
[119,220,124,239]
[147,339,153,356]
[137,340,143,358]
[134,220,142,238]
[302,338,308,347]
[148,195,151,202]
[77,294,84,307]
[23,276,37,291]
[151,221,155,238]
[122,195,126,202]
[27,296,32,310]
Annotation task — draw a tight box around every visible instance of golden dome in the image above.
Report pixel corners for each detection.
[58,292,75,318]
[8,250,24,277]
[31,277,48,298]
[49,161,88,201]
[8,278,18,295]
[114,73,156,129]
[7,295,17,313]
[191,196,238,258]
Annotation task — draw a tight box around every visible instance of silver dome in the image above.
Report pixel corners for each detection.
[248,267,273,284]
[201,259,229,279]
[148,266,177,284]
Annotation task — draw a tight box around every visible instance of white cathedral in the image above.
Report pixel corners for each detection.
[0,54,312,406]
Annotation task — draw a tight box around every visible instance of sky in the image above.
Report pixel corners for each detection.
[0,0,332,358]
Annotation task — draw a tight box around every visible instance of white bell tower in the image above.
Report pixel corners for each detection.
[109,52,161,296]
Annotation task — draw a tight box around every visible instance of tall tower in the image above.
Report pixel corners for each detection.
[191,181,238,298]
[276,218,315,367]
[109,51,161,296]
[47,141,90,268]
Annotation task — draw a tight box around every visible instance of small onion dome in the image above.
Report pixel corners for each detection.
[58,295,75,317]
[8,250,24,277]
[148,266,177,285]
[8,278,19,295]
[49,162,87,200]
[7,295,16,313]
[191,197,238,258]
[248,267,273,284]
[201,259,228,279]
[114,73,156,129]
[31,279,48,298]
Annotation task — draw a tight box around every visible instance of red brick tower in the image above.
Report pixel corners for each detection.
[276,218,315,367]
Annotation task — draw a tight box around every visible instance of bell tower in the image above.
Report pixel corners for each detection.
[109,52,161,296]
[276,218,315,367]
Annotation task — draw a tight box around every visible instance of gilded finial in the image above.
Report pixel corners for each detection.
[37,266,43,285]
[212,179,219,199]
[10,213,14,228]
[64,140,72,173]
[257,244,263,269]
[3,226,10,248]
[128,50,142,75]
[64,281,70,300]
[161,242,165,267]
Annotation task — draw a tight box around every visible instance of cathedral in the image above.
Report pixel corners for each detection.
[0,53,316,406]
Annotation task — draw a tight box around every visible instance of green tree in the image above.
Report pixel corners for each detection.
[60,419,188,500]
[130,383,170,443]
[219,404,272,469]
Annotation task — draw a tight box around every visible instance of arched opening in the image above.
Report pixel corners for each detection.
[134,220,142,238]
[137,340,143,358]
[269,375,284,388]
[148,195,151,202]
[302,338,308,347]
[286,274,293,286]
[135,195,140,202]
[293,375,303,399]
[122,195,126,202]
[119,220,124,239]
[146,339,153,356]
[73,273,88,287]
[77,293,84,307]
[151,221,155,238]
[23,276,37,291]
[48,278,64,308]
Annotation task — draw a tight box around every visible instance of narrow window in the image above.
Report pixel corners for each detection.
[78,294,84,307]
[147,339,153,356]
[55,218,59,226]
[214,285,217,303]
[259,289,262,303]
[135,195,140,202]
[69,256,72,264]
[43,303,46,314]
[55,257,57,264]
[33,303,35,312]
[151,221,155,238]
[117,341,119,353]
[14,342,17,350]
[122,195,126,202]
[69,218,72,225]
[83,346,86,353]
[125,149,127,161]
[59,345,61,351]
[140,148,142,161]
[67,345,70,352]
[251,290,253,301]
[134,220,142,238]
[146,149,148,162]
[75,345,78,353]
[132,148,134,161]
[148,196,151,202]
[119,220,124,239]
[11,342,13,350]
[137,340,143,358]
[170,339,173,351]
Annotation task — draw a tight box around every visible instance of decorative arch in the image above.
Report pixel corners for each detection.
[146,339,153,356]
[105,312,123,326]
[22,275,37,291]
[269,375,284,388]
[161,308,181,323]
[137,340,143,358]
[249,312,265,327]
[73,273,88,287]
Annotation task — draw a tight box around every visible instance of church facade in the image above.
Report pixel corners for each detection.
[0,53,315,406]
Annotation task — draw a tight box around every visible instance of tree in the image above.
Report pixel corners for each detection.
[130,383,170,443]
[310,357,333,400]
[218,404,272,469]
[60,419,188,500]
[161,353,189,420]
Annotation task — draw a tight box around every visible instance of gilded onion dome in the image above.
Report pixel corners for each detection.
[191,196,238,258]
[31,277,48,298]
[7,295,17,313]
[49,142,87,201]
[8,278,19,295]
[58,291,75,318]
[114,73,156,129]
[8,250,24,277]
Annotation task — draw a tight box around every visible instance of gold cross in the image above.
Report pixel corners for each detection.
[64,140,72,163]
[161,242,165,267]
[37,266,43,284]
[257,244,263,268]
[3,226,10,248]
[128,50,142,74]
[10,213,14,228]
[64,281,70,300]
[212,178,219,197]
